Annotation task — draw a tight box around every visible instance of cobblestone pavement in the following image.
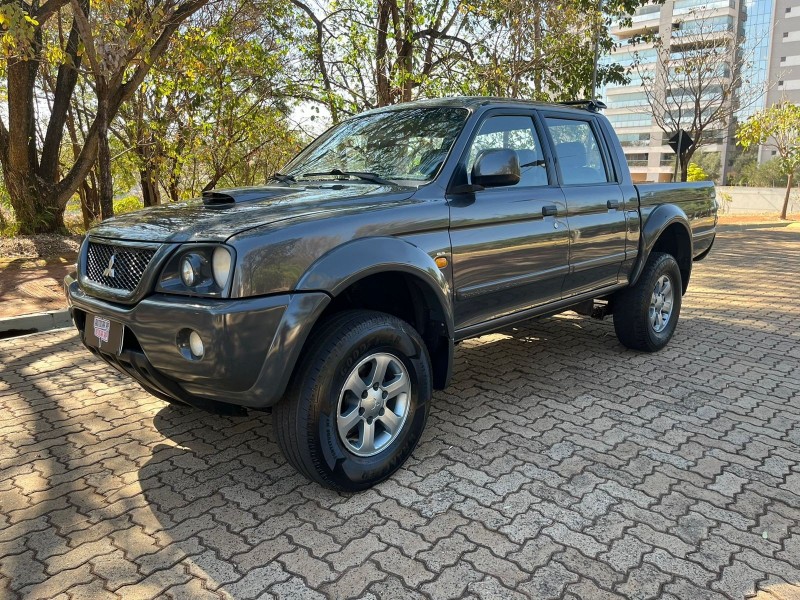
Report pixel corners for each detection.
[1,227,799,600]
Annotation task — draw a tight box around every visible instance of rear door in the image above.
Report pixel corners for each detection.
[449,111,570,331]
[542,114,628,297]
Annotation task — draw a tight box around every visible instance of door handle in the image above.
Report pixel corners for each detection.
[607,200,620,210]
[542,205,558,217]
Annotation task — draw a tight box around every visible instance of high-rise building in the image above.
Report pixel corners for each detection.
[602,0,795,182]
[760,0,800,161]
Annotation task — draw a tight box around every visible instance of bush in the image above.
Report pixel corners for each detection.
[687,163,710,182]
[113,196,144,215]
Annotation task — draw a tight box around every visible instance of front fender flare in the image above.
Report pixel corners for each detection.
[295,236,454,339]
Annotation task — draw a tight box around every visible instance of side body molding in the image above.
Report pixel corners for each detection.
[295,236,455,340]
[629,204,693,288]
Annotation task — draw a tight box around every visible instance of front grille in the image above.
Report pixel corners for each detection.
[85,242,157,292]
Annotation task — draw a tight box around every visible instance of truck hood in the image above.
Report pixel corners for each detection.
[88,183,416,243]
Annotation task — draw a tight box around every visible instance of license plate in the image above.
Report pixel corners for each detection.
[84,313,124,355]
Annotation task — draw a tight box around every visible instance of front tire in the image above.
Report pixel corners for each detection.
[613,252,683,352]
[273,310,432,491]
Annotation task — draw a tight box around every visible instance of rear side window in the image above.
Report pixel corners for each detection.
[467,116,548,187]
[545,118,609,185]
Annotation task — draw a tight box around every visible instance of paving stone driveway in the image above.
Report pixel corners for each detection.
[1,227,799,600]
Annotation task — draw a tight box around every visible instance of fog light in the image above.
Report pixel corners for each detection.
[188,331,204,358]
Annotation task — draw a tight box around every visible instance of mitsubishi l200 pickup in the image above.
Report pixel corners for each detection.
[65,97,717,490]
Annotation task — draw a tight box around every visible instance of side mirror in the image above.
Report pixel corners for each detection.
[472,149,520,188]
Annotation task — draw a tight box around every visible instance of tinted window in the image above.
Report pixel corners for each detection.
[545,118,609,185]
[467,116,548,187]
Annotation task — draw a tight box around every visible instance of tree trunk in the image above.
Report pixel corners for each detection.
[0,0,209,234]
[533,2,543,97]
[376,0,392,107]
[79,174,100,230]
[781,171,793,220]
[4,169,66,234]
[96,93,114,220]
[140,168,161,207]
[678,147,696,182]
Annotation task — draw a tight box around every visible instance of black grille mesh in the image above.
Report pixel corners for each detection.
[86,242,156,292]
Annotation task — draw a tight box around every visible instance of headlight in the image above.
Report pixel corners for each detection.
[212,247,232,288]
[157,244,235,297]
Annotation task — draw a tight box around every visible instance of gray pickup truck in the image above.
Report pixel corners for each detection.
[65,97,716,490]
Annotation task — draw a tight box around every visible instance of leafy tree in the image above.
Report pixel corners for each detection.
[690,151,720,183]
[289,0,651,116]
[726,146,756,185]
[0,0,209,234]
[737,102,800,220]
[114,1,302,203]
[634,7,765,181]
[469,0,642,100]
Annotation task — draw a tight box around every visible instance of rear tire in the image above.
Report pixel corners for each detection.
[273,310,432,491]
[613,252,682,352]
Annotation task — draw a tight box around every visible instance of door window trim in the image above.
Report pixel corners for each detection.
[539,112,620,186]
[447,109,557,192]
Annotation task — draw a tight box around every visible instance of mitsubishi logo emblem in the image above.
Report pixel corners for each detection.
[102,254,116,278]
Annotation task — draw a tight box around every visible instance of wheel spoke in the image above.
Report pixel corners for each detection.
[338,407,361,438]
[661,279,672,298]
[383,372,408,398]
[368,355,391,387]
[344,369,368,397]
[662,299,673,313]
[360,420,376,453]
[378,409,401,435]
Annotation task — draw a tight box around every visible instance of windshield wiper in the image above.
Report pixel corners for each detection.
[269,173,296,184]
[301,169,397,186]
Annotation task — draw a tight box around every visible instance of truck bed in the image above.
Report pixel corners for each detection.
[635,181,717,260]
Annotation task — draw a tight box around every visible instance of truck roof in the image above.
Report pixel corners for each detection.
[358,96,604,116]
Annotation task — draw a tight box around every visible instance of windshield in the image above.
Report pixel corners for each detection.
[282,107,469,183]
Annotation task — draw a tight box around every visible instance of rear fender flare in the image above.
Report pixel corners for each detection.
[630,204,693,288]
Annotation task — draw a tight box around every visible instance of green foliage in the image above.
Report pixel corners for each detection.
[114,0,303,202]
[113,196,144,214]
[0,3,39,62]
[687,163,709,182]
[691,152,720,183]
[737,103,800,180]
[1,0,655,236]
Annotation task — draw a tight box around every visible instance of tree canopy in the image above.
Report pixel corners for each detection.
[1,0,653,234]
[737,102,800,220]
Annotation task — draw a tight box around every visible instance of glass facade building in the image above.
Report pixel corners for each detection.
[601,0,792,182]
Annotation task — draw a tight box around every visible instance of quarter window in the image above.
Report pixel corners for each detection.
[545,118,610,185]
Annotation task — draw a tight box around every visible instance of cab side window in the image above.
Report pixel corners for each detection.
[467,116,548,187]
[545,118,609,185]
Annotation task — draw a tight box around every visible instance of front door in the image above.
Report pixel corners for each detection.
[542,115,628,297]
[449,113,571,331]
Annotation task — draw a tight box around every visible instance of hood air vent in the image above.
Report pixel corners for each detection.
[202,191,236,206]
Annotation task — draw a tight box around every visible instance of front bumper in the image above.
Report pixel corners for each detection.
[65,273,330,410]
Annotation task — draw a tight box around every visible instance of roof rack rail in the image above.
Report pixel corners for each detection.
[558,99,607,112]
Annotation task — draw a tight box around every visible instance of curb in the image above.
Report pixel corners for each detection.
[717,221,798,231]
[0,310,72,339]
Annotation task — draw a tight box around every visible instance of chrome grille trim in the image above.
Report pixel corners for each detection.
[85,241,157,292]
